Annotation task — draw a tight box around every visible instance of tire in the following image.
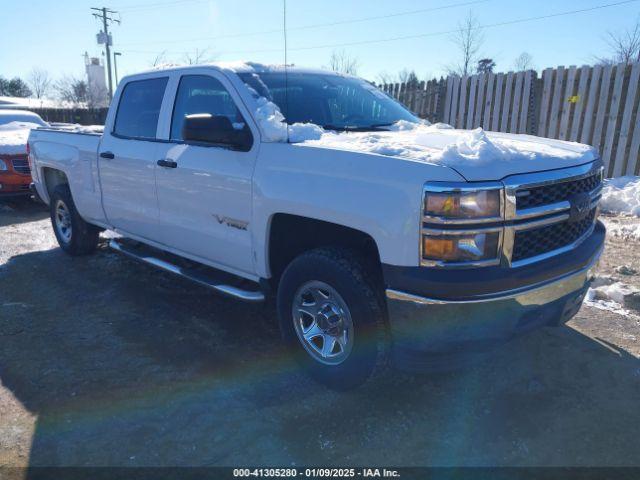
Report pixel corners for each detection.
[277,247,388,390]
[49,184,100,256]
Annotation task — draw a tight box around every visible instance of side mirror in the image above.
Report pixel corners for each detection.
[182,114,252,151]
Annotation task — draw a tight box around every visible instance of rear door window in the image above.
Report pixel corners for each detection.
[114,77,168,139]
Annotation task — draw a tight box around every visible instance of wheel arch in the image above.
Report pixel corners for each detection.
[266,213,383,285]
[40,167,69,204]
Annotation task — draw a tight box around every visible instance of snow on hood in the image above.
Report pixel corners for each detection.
[298,123,598,181]
[238,72,596,181]
[0,121,41,155]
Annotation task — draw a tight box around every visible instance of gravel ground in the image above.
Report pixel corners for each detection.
[1,200,639,468]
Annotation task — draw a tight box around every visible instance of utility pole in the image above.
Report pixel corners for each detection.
[114,52,122,86]
[91,7,120,99]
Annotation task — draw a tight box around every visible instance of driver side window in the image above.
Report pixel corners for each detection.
[170,74,247,141]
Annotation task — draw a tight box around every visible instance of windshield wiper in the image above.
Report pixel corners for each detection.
[322,123,396,132]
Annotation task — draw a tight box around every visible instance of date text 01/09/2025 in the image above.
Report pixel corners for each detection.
[232,468,401,478]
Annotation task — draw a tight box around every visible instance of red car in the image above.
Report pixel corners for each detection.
[0,110,48,198]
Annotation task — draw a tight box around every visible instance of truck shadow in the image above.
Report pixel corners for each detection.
[0,244,639,469]
[0,199,48,227]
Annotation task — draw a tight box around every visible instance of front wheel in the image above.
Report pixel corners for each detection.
[50,184,100,256]
[277,248,388,389]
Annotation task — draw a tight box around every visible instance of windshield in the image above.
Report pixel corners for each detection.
[238,72,419,131]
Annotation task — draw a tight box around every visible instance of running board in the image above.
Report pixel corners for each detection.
[109,239,265,303]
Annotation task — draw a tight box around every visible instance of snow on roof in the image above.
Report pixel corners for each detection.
[146,61,348,77]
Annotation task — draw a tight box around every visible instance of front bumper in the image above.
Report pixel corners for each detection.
[0,172,32,197]
[385,227,604,371]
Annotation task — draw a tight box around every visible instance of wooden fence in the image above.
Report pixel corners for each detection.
[381,62,640,178]
[31,108,108,126]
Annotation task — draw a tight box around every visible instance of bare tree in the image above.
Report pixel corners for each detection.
[448,11,484,76]
[397,69,420,87]
[513,52,534,71]
[54,76,88,106]
[182,48,215,65]
[86,80,109,108]
[602,17,640,64]
[376,71,396,86]
[328,49,360,75]
[151,51,168,67]
[28,68,52,99]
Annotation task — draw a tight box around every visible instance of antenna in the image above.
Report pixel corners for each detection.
[283,0,290,143]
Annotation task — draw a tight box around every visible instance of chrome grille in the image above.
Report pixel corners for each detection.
[512,208,597,262]
[516,170,602,210]
[503,161,602,266]
[11,157,30,175]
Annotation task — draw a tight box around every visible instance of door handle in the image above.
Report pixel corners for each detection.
[157,159,178,168]
[100,151,115,159]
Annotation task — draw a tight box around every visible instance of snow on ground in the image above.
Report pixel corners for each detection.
[0,121,41,155]
[585,282,640,319]
[603,220,640,241]
[585,272,640,319]
[601,176,640,216]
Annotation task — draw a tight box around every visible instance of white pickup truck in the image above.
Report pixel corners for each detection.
[29,63,605,388]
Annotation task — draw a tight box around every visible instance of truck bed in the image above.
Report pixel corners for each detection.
[29,127,106,225]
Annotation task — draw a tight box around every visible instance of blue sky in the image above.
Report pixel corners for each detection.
[1,0,638,87]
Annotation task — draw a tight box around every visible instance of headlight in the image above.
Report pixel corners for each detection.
[422,230,501,265]
[0,159,7,171]
[421,183,504,267]
[424,189,501,221]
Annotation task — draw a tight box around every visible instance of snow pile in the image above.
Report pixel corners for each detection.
[439,128,524,166]
[301,125,597,170]
[585,289,636,317]
[252,95,323,143]
[601,176,640,216]
[0,121,41,155]
[585,277,640,318]
[53,124,104,134]
[74,125,104,134]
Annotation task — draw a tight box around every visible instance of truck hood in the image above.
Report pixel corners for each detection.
[297,124,598,182]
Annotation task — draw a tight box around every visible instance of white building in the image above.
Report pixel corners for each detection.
[84,53,108,107]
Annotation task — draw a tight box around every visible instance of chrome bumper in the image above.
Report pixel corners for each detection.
[385,245,602,361]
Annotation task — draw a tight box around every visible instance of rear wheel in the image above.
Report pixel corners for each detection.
[50,184,100,256]
[277,247,388,389]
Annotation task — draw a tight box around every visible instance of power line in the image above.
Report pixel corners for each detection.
[116,0,489,46]
[116,0,207,13]
[225,0,640,55]
[289,0,489,31]
[118,0,640,59]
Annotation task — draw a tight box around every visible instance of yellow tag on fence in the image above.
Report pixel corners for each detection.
[568,95,580,103]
